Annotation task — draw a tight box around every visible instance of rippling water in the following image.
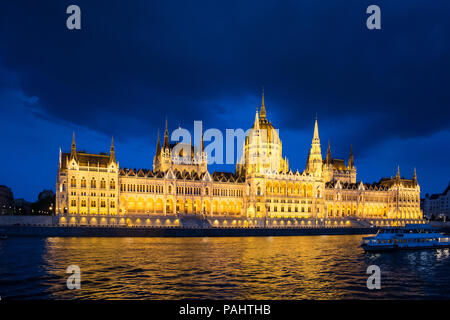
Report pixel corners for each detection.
[1,235,450,299]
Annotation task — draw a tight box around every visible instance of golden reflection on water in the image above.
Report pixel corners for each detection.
[2,235,450,299]
[39,235,372,299]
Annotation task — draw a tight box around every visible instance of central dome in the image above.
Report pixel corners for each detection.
[237,91,288,175]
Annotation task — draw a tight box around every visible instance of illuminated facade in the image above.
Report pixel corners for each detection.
[55,92,423,227]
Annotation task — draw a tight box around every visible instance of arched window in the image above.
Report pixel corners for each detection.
[91,178,96,189]
[110,179,115,190]
[81,178,86,188]
[70,177,76,188]
[100,179,106,189]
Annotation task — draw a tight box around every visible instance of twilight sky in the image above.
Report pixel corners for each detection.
[0,0,449,201]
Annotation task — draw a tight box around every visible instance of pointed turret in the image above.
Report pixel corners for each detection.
[413,168,417,184]
[396,166,400,179]
[260,87,266,119]
[163,117,170,148]
[200,125,205,152]
[305,149,310,172]
[253,108,260,130]
[155,130,161,157]
[348,144,354,168]
[313,115,320,142]
[308,115,322,174]
[109,136,116,163]
[326,140,331,165]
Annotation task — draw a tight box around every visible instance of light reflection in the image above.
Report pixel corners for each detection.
[1,236,450,299]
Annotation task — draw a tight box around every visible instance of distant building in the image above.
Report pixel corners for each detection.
[14,198,32,215]
[32,189,55,215]
[0,185,14,214]
[423,182,450,220]
[38,189,55,201]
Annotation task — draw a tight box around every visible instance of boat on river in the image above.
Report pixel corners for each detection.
[361,224,450,252]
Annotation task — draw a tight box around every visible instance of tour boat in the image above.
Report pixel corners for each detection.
[361,224,450,252]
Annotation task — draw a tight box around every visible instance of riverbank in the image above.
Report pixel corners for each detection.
[0,224,377,237]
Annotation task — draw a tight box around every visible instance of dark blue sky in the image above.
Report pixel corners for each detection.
[0,0,449,201]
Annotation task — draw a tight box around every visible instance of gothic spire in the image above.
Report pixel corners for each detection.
[348,144,354,168]
[413,167,417,184]
[163,117,169,148]
[156,129,161,157]
[70,131,77,161]
[109,136,116,163]
[396,166,400,179]
[326,140,331,165]
[200,125,205,151]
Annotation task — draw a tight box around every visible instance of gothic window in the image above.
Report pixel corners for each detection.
[91,178,96,189]
[70,177,76,188]
[81,178,86,188]
[168,186,172,194]
[101,201,106,208]
[110,201,115,208]
[70,200,76,207]
[100,179,106,189]
[91,201,96,207]
[81,200,87,207]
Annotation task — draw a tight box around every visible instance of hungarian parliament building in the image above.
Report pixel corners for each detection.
[55,92,423,228]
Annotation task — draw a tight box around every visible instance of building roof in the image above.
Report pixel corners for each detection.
[323,158,348,171]
[62,152,111,170]
[118,168,245,183]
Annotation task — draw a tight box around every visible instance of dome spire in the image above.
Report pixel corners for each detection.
[260,87,266,119]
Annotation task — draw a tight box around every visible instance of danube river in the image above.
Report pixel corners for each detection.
[1,235,450,299]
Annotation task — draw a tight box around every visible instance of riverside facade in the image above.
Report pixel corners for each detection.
[55,93,423,227]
